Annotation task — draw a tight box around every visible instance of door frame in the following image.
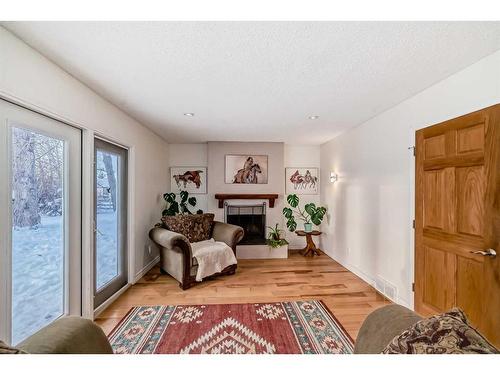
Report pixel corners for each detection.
[82,131,137,319]
[0,92,136,322]
[0,98,82,343]
[93,137,129,309]
[0,106,12,342]
[90,133,135,316]
[407,126,416,310]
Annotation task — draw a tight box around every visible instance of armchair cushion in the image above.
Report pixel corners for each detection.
[382,308,498,354]
[162,213,214,243]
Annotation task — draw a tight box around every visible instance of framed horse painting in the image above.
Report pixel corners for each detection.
[225,155,268,184]
[170,167,207,194]
[285,167,319,195]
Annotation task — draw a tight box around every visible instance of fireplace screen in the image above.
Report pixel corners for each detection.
[225,204,266,245]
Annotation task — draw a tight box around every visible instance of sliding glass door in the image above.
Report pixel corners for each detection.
[94,138,128,308]
[0,99,82,345]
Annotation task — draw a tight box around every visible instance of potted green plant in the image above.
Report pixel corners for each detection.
[266,223,289,248]
[162,190,202,216]
[282,194,327,233]
[155,190,204,229]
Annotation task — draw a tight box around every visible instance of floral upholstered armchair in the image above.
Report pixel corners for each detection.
[149,213,244,290]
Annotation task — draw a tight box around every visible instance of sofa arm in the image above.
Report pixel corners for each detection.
[354,305,422,354]
[212,221,244,251]
[17,316,113,354]
[149,227,193,257]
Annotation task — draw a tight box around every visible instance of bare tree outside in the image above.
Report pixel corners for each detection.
[11,126,65,344]
[12,128,41,228]
[96,150,119,289]
[96,151,117,213]
[12,127,63,228]
[102,154,117,211]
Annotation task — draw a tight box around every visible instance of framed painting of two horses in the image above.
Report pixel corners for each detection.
[170,167,207,194]
[285,167,319,195]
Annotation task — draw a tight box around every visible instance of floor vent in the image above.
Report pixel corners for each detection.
[375,276,398,302]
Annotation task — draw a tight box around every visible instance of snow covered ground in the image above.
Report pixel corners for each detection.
[96,210,119,289]
[12,212,117,344]
[12,215,63,344]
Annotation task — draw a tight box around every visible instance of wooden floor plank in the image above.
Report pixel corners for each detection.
[95,252,391,340]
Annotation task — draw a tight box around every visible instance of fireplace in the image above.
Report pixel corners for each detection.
[225,203,266,245]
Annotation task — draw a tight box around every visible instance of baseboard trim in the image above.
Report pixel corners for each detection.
[94,283,130,318]
[133,255,160,283]
[321,250,411,308]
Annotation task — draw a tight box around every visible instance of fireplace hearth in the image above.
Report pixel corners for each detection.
[225,203,266,245]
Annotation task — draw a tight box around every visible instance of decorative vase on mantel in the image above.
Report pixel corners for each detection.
[304,223,313,232]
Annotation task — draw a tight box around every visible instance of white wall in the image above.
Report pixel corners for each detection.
[320,50,500,308]
[0,26,169,278]
[284,145,321,248]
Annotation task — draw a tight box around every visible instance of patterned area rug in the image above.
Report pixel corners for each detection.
[108,300,354,354]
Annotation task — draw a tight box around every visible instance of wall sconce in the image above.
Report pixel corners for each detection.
[330,172,338,183]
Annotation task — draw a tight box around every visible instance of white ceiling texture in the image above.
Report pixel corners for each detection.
[3,21,500,144]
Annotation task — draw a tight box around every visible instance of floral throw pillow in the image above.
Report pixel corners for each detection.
[162,213,215,243]
[382,308,498,354]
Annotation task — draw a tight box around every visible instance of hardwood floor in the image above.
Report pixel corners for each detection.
[95,252,391,340]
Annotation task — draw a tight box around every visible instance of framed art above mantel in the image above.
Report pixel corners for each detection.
[225,154,268,184]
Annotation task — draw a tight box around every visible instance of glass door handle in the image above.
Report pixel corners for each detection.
[470,249,497,257]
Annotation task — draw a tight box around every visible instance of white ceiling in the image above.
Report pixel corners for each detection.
[3,22,500,144]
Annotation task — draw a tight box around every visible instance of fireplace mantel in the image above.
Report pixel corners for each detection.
[214,194,279,209]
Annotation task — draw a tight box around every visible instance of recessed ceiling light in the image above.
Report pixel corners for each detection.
[184,113,195,117]
[308,115,319,120]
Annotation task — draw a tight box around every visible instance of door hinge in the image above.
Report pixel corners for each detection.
[412,282,415,292]
[412,219,415,229]
[408,145,415,156]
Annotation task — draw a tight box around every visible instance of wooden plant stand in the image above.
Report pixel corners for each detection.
[295,230,322,257]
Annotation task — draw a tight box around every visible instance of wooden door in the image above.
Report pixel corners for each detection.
[415,104,500,347]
